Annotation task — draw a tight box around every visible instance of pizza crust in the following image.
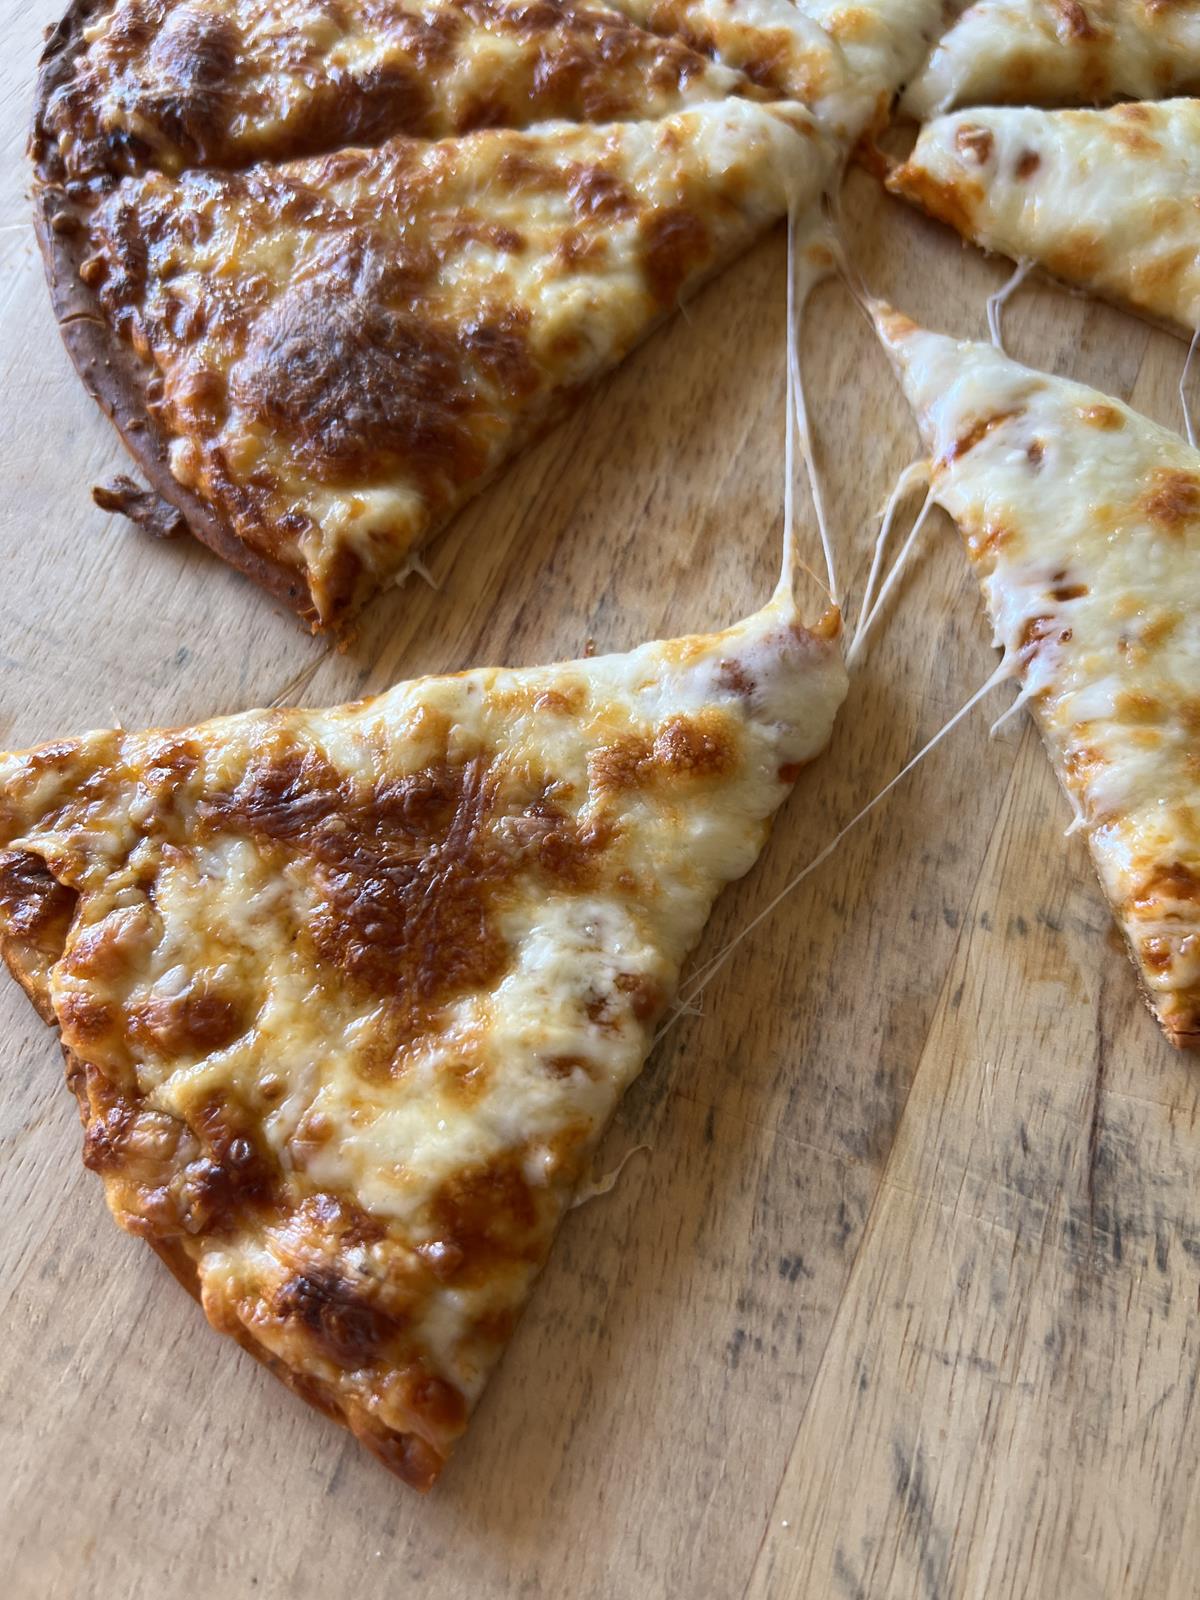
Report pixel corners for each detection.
[32,13,320,623]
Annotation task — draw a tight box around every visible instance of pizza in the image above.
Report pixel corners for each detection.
[902,0,1200,118]
[0,590,847,1484]
[888,99,1200,336]
[41,98,834,627]
[876,304,1200,1047]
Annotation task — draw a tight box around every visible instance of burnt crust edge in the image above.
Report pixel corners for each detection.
[30,1,321,628]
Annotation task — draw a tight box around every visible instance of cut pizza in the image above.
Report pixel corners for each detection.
[902,0,1200,118]
[0,587,847,1484]
[874,303,1200,1046]
[39,98,835,627]
[888,99,1200,336]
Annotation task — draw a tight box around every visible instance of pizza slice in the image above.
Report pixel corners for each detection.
[0,589,847,1485]
[44,99,835,627]
[902,0,1200,119]
[36,0,762,180]
[888,100,1200,336]
[873,303,1200,1047]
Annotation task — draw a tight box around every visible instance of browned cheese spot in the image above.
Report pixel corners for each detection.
[717,658,756,697]
[1132,861,1200,913]
[0,849,76,962]
[202,741,616,1041]
[652,713,735,777]
[1014,149,1041,180]
[566,163,636,220]
[614,970,664,1023]
[1051,0,1099,39]
[1077,402,1124,431]
[1141,468,1200,532]
[556,228,607,270]
[947,408,1022,463]
[1064,743,1106,787]
[231,278,488,493]
[426,1152,546,1285]
[128,989,244,1055]
[589,710,737,792]
[274,1269,407,1369]
[954,124,993,164]
[640,207,711,307]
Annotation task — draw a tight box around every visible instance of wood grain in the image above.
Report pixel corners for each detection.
[2,4,1198,1595]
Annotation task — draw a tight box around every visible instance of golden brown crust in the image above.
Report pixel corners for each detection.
[31,2,319,624]
[138,1227,446,1490]
[53,1026,451,1489]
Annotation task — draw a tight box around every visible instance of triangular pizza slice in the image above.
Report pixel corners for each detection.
[874,304,1200,1047]
[48,99,834,627]
[902,0,1200,118]
[37,0,762,179]
[888,99,1200,334]
[0,590,847,1485]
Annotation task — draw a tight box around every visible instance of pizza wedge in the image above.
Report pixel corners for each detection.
[874,304,1200,1046]
[902,0,1200,119]
[0,591,847,1484]
[887,100,1200,336]
[40,99,835,628]
[36,0,764,180]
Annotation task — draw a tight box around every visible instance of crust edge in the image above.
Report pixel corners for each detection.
[29,1,321,628]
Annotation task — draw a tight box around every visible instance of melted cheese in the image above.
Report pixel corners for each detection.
[877,306,1200,1045]
[794,0,947,126]
[0,595,847,1481]
[49,0,762,175]
[890,100,1200,334]
[903,0,1200,118]
[597,0,875,139]
[83,100,835,626]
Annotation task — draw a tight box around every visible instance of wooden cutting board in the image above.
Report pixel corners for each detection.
[3,4,1199,1595]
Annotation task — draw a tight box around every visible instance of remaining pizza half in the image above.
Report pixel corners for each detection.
[37,0,764,178]
[902,0,1200,119]
[874,304,1200,1047]
[888,100,1200,335]
[0,590,847,1485]
[41,99,834,627]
